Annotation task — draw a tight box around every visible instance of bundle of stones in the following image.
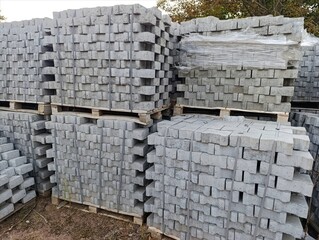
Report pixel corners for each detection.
[175,16,304,113]
[0,18,56,103]
[290,111,319,223]
[145,114,313,240]
[293,43,319,101]
[0,111,53,194]
[46,113,156,217]
[51,4,173,112]
[0,136,36,220]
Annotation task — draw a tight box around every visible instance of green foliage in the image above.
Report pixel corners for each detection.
[157,0,319,36]
[0,10,5,22]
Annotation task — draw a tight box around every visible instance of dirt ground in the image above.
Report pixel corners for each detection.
[0,196,164,240]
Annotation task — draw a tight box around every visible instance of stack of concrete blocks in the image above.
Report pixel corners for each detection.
[290,111,319,223]
[145,114,313,240]
[0,136,36,220]
[45,113,156,216]
[0,18,56,103]
[170,22,182,104]
[175,16,304,113]
[51,4,173,112]
[293,43,319,101]
[0,111,54,194]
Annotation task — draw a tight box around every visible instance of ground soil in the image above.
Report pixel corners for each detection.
[0,196,166,240]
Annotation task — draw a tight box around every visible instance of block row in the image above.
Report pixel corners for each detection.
[0,111,54,194]
[290,111,319,225]
[45,113,157,216]
[0,19,55,103]
[174,16,304,113]
[293,42,319,101]
[145,115,313,240]
[0,136,36,220]
[51,5,173,112]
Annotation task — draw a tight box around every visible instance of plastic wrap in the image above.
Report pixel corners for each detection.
[178,31,300,70]
[301,30,319,46]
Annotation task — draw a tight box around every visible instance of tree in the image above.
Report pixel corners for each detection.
[0,10,5,22]
[157,0,319,36]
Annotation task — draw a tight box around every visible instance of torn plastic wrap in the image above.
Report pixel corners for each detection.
[177,31,301,71]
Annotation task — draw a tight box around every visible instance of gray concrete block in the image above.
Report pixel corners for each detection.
[14,163,33,175]
[19,177,35,189]
[7,175,24,189]
[8,156,27,167]
[1,167,16,178]
[11,189,26,204]
[1,150,20,160]
[22,190,36,204]
[0,189,12,204]
[0,143,14,153]
[0,203,14,220]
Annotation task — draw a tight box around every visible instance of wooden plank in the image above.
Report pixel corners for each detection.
[173,104,288,122]
[38,103,52,115]
[148,226,181,240]
[219,109,230,117]
[38,190,51,197]
[92,109,102,117]
[51,104,170,125]
[277,113,289,123]
[51,196,144,226]
[0,101,51,115]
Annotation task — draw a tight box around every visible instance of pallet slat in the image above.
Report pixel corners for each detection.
[51,104,170,124]
[51,196,144,226]
[174,105,288,123]
[148,226,181,240]
[0,100,51,115]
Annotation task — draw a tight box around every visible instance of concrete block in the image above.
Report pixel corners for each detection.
[11,189,26,204]
[8,156,27,167]
[14,163,33,175]
[0,203,14,219]
[7,175,24,189]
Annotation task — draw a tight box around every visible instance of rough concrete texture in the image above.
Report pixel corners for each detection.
[50,5,173,112]
[0,18,55,103]
[290,111,319,225]
[0,111,53,193]
[46,113,158,216]
[0,5,316,239]
[0,136,35,220]
[294,43,319,101]
[174,16,304,113]
[145,115,313,240]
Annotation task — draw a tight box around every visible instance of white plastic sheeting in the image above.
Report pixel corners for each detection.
[301,30,319,46]
[178,31,300,70]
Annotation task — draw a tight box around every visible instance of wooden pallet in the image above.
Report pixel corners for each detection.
[174,105,288,123]
[51,104,170,125]
[37,190,51,197]
[51,196,144,226]
[0,100,51,115]
[0,198,36,223]
[148,226,180,240]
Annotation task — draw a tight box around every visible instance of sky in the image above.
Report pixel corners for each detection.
[0,0,157,22]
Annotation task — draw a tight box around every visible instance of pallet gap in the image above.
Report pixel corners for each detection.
[292,101,319,109]
[174,105,288,123]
